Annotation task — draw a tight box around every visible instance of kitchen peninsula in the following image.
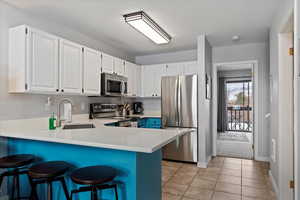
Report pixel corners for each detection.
[0,115,194,200]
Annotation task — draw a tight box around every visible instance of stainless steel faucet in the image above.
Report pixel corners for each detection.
[56,98,73,127]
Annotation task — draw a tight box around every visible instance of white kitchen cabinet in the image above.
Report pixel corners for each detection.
[165,63,184,76]
[135,66,142,96]
[141,64,165,97]
[59,39,83,94]
[101,53,114,74]
[83,47,101,96]
[184,61,199,75]
[9,25,59,93]
[125,61,141,96]
[114,57,125,76]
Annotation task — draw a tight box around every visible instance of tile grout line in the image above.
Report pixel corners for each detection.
[181,164,204,199]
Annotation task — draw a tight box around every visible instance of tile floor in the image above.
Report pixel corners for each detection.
[162,157,276,200]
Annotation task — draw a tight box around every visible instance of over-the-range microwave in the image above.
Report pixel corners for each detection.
[101,73,128,96]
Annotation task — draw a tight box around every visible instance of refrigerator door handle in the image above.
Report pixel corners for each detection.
[177,77,181,126]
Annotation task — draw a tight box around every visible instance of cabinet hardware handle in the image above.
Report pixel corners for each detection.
[61,89,64,92]
[56,89,59,92]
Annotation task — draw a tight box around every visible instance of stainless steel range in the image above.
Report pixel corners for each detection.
[89,103,119,119]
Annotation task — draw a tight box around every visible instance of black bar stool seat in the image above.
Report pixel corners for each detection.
[29,161,70,200]
[0,154,35,168]
[29,161,70,179]
[0,154,35,200]
[70,166,118,200]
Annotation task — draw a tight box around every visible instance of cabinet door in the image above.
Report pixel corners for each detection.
[152,64,165,97]
[135,65,142,96]
[125,61,136,96]
[83,47,101,96]
[165,63,184,76]
[184,61,199,75]
[59,39,83,94]
[141,64,165,97]
[114,57,125,76]
[101,53,114,73]
[141,65,156,97]
[27,28,59,93]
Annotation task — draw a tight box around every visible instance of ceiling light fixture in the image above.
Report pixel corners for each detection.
[123,11,171,44]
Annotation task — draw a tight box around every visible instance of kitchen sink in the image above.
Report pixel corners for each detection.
[62,123,95,130]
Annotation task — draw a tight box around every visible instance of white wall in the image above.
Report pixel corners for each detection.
[0,1,134,121]
[213,43,270,161]
[269,0,294,197]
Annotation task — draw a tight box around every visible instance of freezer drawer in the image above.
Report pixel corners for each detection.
[162,130,198,163]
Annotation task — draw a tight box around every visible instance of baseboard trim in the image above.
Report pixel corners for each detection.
[197,156,212,168]
[255,156,270,162]
[197,161,208,168]
[269,170,279,199]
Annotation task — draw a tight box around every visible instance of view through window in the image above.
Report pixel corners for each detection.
[226,80,253,132]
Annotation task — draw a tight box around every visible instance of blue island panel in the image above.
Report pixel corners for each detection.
[7,138,162,200]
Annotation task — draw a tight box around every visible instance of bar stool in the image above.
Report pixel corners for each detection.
[70,166,118,200]
[0,154,35,199]
[28,161,70,200]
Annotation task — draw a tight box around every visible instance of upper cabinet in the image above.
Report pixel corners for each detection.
[9,25,197,98]
[101,53,125,76]
[59,39,83,94]
[141,64,165,97]
[28,28,60,93]
[83,47,101,96]
[101,53,114,74]
[183,61,199,75]
[9,25,102,96]
[165,63,184,76]
[9,25,59,93]
[114,57,125,76]
[125,61,141,97]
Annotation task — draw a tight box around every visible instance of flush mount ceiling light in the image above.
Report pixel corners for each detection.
[123,11,171,44]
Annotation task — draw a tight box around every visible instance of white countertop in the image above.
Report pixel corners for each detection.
[0,115,195,153]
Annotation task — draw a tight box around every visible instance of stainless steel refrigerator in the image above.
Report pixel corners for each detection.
[161,74,198,163]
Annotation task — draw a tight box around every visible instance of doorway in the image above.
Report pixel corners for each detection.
[215,68,254,159]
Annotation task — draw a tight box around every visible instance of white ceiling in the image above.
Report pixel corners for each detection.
[4,0,280,56]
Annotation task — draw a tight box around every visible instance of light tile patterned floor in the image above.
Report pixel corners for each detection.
[162,157,276,200]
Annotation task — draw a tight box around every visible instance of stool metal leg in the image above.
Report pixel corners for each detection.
[47,182,52,200]
[0,174,3,190]
[29,183,38,200]
[11,175,17,200]
[114,185,118,200]
[59,178,70,200]
[91,186,98,200]
[16,173,20,199]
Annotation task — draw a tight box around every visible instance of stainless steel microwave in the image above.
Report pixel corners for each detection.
[101,73,128,96]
